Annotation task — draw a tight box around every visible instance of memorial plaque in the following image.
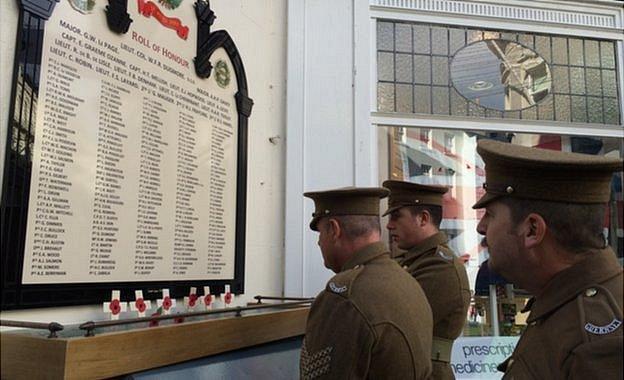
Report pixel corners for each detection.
[1,0,251,308]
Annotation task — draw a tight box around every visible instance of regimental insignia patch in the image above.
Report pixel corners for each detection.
[329,282,347,294]
[584,319,622,335]
[300,341,333,380]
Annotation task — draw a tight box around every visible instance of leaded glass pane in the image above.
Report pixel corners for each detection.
[569,68,585,95]
[522,106,537,120]
[395,24,412,53]
[378,83,394,112]
[600,41,615,68]
[587,97,603,123]
[569,39,584,66]
[487,109,503,118]
[413,25,430,54]
[467,30,482,43]
[604,97,619,125]
[552,66,569,93]
[432,28,448,55]
[376,20,620,126]
[535,36,551,63]
[378,52,394,81]
[571,96,587,122]
[414,85,430,114]
[554,95,571,121]
[432,87,449,114]
[432,56,448,85]
[414,55,431,84]
[602,70,617,97]
[586,68,602,96]
[378,22,394,51]
[501,32,516,41]
[468,101,486,117]
[396,84,413,113]
[585,40,600,67]
[519,34,533,48]
[449,28,465,55]
[504,111,520,119]
[538,95,554,120]
[450,88,467,116]
[396,53,412,83]
[552,37,568,65]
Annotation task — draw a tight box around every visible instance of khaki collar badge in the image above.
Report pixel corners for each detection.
[584,319,622,335]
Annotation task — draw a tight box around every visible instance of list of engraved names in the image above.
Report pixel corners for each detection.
[23,9,238,283]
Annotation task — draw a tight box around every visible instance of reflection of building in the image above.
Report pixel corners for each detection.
[486,40,551,109]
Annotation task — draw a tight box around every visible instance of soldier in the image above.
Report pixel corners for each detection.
[383,180,471,380]
[301,187,433,379]
[473,140,623,378]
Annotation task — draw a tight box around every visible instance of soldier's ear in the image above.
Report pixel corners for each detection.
[523,213,546,249]
[328,218,342,240]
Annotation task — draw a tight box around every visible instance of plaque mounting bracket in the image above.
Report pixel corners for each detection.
[106,0,133,34]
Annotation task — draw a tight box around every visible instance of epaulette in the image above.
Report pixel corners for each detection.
[435,245,455,261]
[325,265,365,298]
[578,285,622,338]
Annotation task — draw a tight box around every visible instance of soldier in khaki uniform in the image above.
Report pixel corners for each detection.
[473,140,623,378]
[301,187,433,379]
[383,180,471,380]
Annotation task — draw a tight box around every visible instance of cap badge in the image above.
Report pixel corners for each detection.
[506,186,514,194]
[584,318,621,335]
[329,282,347,294]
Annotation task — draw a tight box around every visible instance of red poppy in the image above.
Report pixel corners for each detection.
[224,292,232,304]
[162,296,172,310]
[109,299,121,315]
[204,294,212,306]
[174,316,185,324]
[135,298,146,313]
[149,312,160,327]
[188,294,198,307]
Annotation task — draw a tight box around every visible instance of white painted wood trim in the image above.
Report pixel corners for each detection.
[284,0,306,297]
[354,0,377,186]
[371,112,624,138]
[370,0,623,34]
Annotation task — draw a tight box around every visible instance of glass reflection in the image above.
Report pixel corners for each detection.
[451,40,552,111]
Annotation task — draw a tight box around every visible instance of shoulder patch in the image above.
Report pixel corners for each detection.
[329,282,347,294]
[584,319,622,335]
[325,265,365,297]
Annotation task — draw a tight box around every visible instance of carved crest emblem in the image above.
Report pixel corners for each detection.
[68,0,96,14]
[215,60,231,88]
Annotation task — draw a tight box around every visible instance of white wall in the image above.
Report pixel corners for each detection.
[284,0,377,297]
[0,0,287,325]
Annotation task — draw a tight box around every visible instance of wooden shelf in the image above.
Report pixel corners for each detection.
[1,307,309,379]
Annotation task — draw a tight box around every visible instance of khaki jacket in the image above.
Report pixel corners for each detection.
[397,232,471,380]
[301,242,433,379]
[500,248,623,379]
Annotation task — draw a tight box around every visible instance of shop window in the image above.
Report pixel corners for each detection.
[382,126,624,338]
[376,21,621,125]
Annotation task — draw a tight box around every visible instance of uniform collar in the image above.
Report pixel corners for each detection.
[402,232,449,261]
[526,248,622,322]
[341,242,389,271]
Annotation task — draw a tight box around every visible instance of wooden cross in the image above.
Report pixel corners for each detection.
[103,290,127,320]
[156,288,176,315]
[129,290,152,317]
[183,287,199,310]
[201,286,213,310]
[223,284,233,308]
